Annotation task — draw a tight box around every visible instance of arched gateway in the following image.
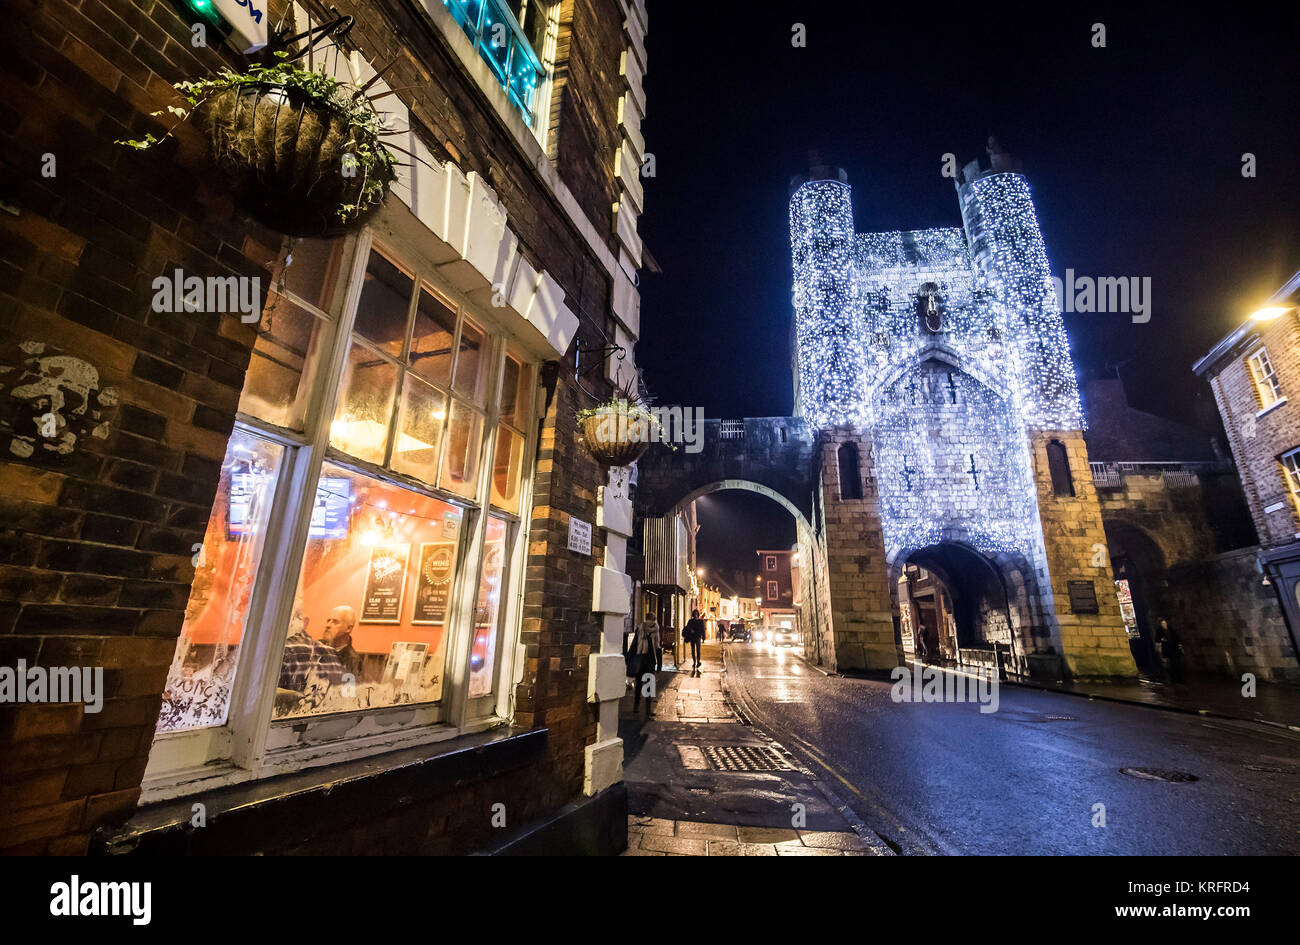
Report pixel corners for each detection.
[635,156,1138,680]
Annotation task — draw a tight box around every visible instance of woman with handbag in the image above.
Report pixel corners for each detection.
[626,614,661,716]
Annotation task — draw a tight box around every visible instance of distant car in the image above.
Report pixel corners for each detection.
[751,627,767,644]
[771,627,798,648]
[728,621,751,643]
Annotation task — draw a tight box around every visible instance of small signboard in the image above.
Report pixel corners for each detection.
[360,544,410,624]
[1068,580,1099,614]
[568,516,592,555]
[412,542,456,625]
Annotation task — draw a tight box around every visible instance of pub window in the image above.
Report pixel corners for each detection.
[149,230,536,792]
[1047,440,1074,496]
[838,441,863,499]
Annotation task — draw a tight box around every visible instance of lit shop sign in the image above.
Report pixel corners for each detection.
[195,0,269,53]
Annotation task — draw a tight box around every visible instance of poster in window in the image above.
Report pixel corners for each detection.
[412,541,456,625]
[360,543,410,624]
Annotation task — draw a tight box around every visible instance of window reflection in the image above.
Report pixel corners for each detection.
[157,431,284,732]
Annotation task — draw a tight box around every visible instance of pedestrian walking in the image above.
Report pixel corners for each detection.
[626,614,661,716]
[1157,617,1184,683]
[683,609,706,670]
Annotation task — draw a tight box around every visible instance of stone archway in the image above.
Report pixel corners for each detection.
[668,478,832,666]
[888,539,1045,676]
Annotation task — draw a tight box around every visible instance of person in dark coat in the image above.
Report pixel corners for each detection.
[682,609,706,669]
[626,615,661,715]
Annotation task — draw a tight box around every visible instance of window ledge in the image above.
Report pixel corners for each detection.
[95,727,547,855]
[1257,397,1287,418]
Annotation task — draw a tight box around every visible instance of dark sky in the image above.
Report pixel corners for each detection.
[636,4,1300,425]
[695,490,795,577]
[635,4,1299,571]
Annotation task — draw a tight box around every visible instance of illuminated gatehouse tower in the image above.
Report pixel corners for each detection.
[789,148,1137,678]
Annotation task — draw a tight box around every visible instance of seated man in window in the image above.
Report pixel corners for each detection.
[278,607,348,695]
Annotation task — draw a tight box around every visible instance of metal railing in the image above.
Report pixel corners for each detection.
[719,420,745,440]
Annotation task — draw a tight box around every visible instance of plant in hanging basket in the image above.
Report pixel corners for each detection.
[577,375,659,467]
[118,52,399,237]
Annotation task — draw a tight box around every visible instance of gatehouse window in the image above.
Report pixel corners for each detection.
[1047,440,1074,496]
[838,441,863,500]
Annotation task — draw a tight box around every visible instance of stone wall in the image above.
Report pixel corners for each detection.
[818,428,897,671]
[1162,548,1300,683]
[1029,431,1137,678]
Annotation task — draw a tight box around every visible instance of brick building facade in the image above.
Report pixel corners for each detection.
[1193,271,1300,680]
[0,0,649,854]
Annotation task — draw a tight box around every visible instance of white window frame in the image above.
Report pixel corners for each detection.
[143,220,539,802]
[1281,448,1300,521]
[1249,347,1283,410]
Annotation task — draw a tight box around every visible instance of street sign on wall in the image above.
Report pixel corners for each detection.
[210,0,269,53]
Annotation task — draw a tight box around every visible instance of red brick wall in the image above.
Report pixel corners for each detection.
[0,0,628,853]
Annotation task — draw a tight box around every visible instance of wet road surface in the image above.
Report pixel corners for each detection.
[725,642,1300,855]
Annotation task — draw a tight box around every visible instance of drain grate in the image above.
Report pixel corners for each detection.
[1119,766,1199,783]
[701,745,794,772]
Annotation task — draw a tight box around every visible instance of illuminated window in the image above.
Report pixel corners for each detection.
[766,580,779,599]
[158,431,284,733]
[765,555,777,571]
[1281,448,1300,518]
[1249,348,1283,409]
[330,247,491,500]
[152,232,536,790]
[443,0,552,127]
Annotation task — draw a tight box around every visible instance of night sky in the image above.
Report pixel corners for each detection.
[635,4,1300,573]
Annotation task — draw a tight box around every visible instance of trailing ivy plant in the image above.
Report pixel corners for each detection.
[117,51,398,223]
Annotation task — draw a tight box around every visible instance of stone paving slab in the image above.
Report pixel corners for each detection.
[623,816,872,856]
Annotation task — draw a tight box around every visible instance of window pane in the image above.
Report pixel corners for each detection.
[410,287,457,388]
[239,295,327,430]
[452,319,489,405]
[273,465,465,720]
[391,374,447,485]
[480,0,511,82]
[498,355,532,427]
[157,431,284,733]
[354,250,412,358]
[490,423,525,513]
[469,516,509,698]
[440,399,484,498]
[279,237,348,314]
[330,342,398,464]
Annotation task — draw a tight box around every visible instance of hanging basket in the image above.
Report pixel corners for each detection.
[579,407,651,467]
[189,82,394,237]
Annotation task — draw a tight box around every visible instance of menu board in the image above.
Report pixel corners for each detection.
[360,544,409,624]
[412,542,456,625]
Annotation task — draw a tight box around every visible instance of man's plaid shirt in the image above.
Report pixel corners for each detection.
[278,630,348,691]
